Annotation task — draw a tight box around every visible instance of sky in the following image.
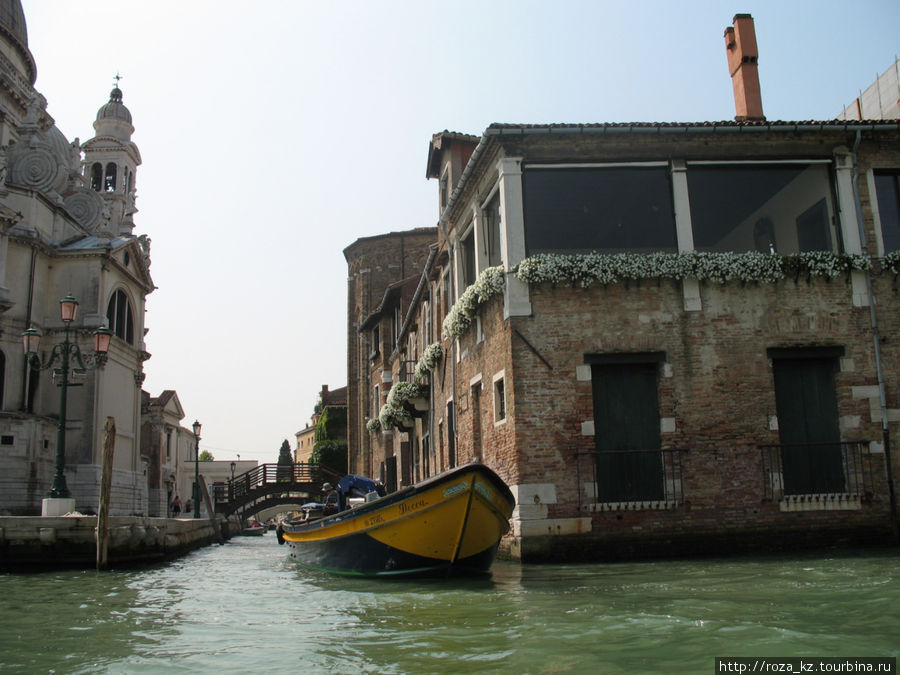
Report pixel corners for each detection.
[22,1,900,464]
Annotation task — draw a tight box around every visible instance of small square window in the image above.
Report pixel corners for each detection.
[1,435,14,446]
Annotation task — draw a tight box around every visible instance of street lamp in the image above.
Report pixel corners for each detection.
[192,419,201,518]
[23,295,112,502]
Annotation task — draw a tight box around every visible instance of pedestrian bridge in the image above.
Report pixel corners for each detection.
[212,463,341,518]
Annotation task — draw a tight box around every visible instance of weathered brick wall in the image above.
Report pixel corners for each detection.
[438,272,896,560]
[344,230,436,476]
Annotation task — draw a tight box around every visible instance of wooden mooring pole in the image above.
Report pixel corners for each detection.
[199,475,224,544]
[96,416,116,571]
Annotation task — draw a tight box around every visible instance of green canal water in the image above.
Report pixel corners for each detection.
[0,536,897,674]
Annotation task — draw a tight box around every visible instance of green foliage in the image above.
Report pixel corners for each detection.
[311,439,347,476]
[198,450,214,462]
[315,406,347,442]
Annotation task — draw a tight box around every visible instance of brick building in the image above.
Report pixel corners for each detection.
[352,14,900,562]
[343,229,437,479]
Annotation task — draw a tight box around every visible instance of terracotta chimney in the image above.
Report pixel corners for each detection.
[724,13,765,121]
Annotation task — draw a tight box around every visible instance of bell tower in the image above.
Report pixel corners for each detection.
[81,76,142,236]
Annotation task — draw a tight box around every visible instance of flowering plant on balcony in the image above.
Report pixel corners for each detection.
[515,251,873,288]
[377,381,428,430]
[442,266,505,339]
[378,403,413,430]
[785,251,871,279]
[881,251,900,275]
[366,418,381,433]
[386,381,426,409]
[414,342,443,379]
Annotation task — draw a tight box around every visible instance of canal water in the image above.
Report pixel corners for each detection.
[0,537,897,674]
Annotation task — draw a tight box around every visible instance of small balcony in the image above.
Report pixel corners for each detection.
[575,448,686,512]
[759,441,876,510]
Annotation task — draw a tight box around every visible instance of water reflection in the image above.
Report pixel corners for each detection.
[0,539,897,674]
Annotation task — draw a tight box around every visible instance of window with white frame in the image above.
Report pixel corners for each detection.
[874,169,900,254]
[373,385,379,419]
[459,224,476,289]
[523,166,677,254]
[688,162,837,254]
[440,167,450,211]
[106,289,134,344]
[481,190,502,267]
[493,371,506,424]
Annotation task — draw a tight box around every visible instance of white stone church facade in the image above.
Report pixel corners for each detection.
[0,1,158,515]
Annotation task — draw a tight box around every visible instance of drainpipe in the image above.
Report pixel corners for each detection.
[850,130,897,538]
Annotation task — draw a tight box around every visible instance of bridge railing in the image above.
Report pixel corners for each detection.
[212,462,335,509]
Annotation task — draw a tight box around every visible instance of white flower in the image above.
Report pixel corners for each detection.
[883,251,900,275]
[443,266,506,339]
[514,251,871,287]
[414,342,443,378]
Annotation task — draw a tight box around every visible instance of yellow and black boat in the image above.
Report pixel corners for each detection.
[277,463,515,577]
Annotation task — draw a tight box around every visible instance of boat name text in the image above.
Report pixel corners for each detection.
[399,499,426,515]
[364,513,385,527]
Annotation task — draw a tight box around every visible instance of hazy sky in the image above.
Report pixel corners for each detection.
[22,1,900,464]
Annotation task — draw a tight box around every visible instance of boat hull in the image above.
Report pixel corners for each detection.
[280,463,515,577]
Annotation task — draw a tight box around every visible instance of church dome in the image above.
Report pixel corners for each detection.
[0,0,26,46]
[0,0,35,84]
[96,87,133,125]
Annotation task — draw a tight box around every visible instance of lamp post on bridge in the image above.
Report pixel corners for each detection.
[22,295,112,513]
[192,419,201,518]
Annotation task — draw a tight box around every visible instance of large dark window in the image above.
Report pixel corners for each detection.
[590,358,664,502]
[104,163,117,192]
[90,162,103,191]
[771,351,844,494]
[688,164,837,254]
[523,167,677,254]
[106,289,134,344]
[874,170,900,254]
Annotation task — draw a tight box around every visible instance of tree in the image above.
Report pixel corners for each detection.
[311,439,347,477]
[199,450,214,461]
[277,439,292,465]
[277,439,292,482]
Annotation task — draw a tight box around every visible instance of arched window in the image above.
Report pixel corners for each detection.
[90,163,103,191]
[104,163,117,192]
[106,289,134,344]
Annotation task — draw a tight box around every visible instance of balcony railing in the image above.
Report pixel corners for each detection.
[575,448,686,511]
[759,441,875,501]
[398,359,428,385]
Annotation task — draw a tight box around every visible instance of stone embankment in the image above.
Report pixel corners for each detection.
[0,515,244,571]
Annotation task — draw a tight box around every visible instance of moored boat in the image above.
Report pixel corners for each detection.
[277,462,515,577]
[242,521,266,536]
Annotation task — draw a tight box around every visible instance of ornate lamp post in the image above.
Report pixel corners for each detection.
[230,461,236,501]
[22,295,113,502]
[192,419,201,518]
